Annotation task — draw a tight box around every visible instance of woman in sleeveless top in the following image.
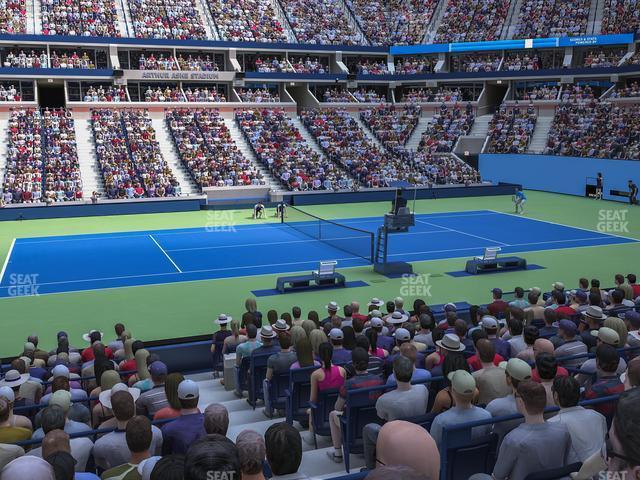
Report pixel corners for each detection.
[309,342,346,435]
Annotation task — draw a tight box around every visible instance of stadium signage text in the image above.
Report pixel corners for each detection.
[131,71,235,81]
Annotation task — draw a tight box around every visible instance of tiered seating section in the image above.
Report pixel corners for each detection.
[512,0,589,38]
[236,87,280,103]
[600,0,640,34]
[434,0,510,43]
[0,0,27,34]
[236,108,352,190]
[167,109,263,187]
[279,0,363,45]
[83,85,128,102]
[360,104,420,152]
[346,0,437,46]
[91,109,179,198]
[128,0,207,39]
[3,108,82,204]
[418,104,475,153]
[486,103,537,154]
[208,0,288,42]
[40,0,121,37]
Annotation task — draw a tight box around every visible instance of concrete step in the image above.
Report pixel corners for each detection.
[405,115,434,151]
[289,114,330,160]
[349,112,386,152]
[74,118,106,197]
[527,115,554,153]
[469,114,493,138]
[0,117,9,189]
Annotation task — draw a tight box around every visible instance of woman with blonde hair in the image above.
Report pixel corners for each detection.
[154,372,186,421]
[309,329,328,360]
[91,370,121,427]
[308,311,320,328]
[290,326,307,350]
[244,298,262,327]
[223,319,247,355]
[127,348,150,386]
[301,319,316,338]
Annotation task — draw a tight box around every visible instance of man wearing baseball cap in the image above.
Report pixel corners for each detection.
[430,370,492,448]
[554,320,587,369]
[329,328,351,364]
[136,361,169,417]
[161,380,206,455]
[481,316,511,360]
[486,358,532,443]
[577,327,627,387]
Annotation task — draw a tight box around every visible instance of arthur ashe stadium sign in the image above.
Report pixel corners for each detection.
[129,71,236,81]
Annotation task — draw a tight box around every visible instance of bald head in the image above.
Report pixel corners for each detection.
[626,357,640,389]
[376,421,439,480]
[533,338,554,358]
[42,430,70,459]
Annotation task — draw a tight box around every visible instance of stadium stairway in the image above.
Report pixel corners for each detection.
[270,0,298,43]
[194,0,218,41]
[221,112,284,191]
[590,0,605,34]
[189,372,366,478]
[150,117,200,196]
[116,0,133,37]
[527,115,554,153]
[349,112,387,152]
[502,0,525,39]
[27,0,39,34]
[422,0,448,44]
[469,114,492,139]
[290,114,332,160]
[74,117,106,199]
[0,113,9,189]
[405,114,435,152]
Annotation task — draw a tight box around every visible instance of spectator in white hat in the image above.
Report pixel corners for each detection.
[0,387,31,432]
[252,326,280,357]
[322,302,343,327]
[1,455,55,480]
[161,380,205,455]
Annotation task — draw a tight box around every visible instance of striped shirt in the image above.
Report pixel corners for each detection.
[136,385,169,417]
[555,339,588,368]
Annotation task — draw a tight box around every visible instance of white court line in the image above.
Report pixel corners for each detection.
[0,239,16,284]
[416,219,510,247]
[166,236,369,252]
[388,235,627,257]
[488,209,639,243]
[149,235,182,273]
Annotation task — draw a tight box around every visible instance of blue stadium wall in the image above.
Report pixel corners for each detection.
[479,154,640,201]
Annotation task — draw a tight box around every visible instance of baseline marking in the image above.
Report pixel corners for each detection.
[149,235,182,273]
[0,238,16,284]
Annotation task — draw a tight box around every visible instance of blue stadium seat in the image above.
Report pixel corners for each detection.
[235,356,251,395]
[524,462,583,480]
[248,353,272,408]
[444,433,498,480]
[309,388,340,449]
[285,366,316,426]
[264,370,291,417]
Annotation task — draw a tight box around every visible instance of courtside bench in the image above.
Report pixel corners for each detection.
[465,256,527,274]
[276,261,346,293]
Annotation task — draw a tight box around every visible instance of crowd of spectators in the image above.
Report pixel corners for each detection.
[143,85,185,102]
[289,56,329,74]
[50,51,97,69]
[486,103,537,154]
[177,54,220,71]
[0,272,639,479]
[280,0,363,45]
[451,54,502,73]
[501,52,544,71]
[418,103,475,153]
[560,84,596,103]
[360,104,420,152]
[3,109,43,203]
[347,59,390,75]
[545,101,640,159]
[40,0,120,37]
[628,50,640,65]
[2,50,48,68]
[184,86,226,102]
[610,81,640,98]
[128,0,207,40]
[394,56,436,74]
[512,0,589,39]
[236,87,280,103]
[167,109,263,187]
[434,0,510,43]
[583,48,627,68]
[319,88,355,103]
[346,0,437,46]
[352,88,385,103]
[136,53,179,70]
[0,0,27,34]
[515,84,560,101]
[91,109,179,198]
[0,84,23,102]
[83,85,128,102]
[236,108,352,190]
[245,55,293,73]
[42,109,83,202]
[208,0,288,43]
[600,0,640,34]
[400,87,471,103]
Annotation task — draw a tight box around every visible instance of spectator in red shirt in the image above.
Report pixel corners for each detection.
[553,289,577,318]
[530,338,569,382]
[81,330,113,363]
[467,330,505,371]
[487,288,509,317]
[626,274,640,298]
[119,340,144,378]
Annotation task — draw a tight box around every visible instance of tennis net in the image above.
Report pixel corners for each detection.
[281,204,374,263]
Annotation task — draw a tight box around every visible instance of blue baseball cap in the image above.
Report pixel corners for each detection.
[558,319,577,334]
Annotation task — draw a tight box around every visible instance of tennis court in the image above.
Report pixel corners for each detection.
[0,208,636,298]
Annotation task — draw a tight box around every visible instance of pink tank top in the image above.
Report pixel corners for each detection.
[318,365,345,391]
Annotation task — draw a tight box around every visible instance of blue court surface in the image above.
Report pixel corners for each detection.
[0,209,636,298]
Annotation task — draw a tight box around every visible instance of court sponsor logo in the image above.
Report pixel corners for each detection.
[400,273,432,297]
[597,209,629,233]
[206,472,236,480]
[205,210,237,233]
[7,273,39,297]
